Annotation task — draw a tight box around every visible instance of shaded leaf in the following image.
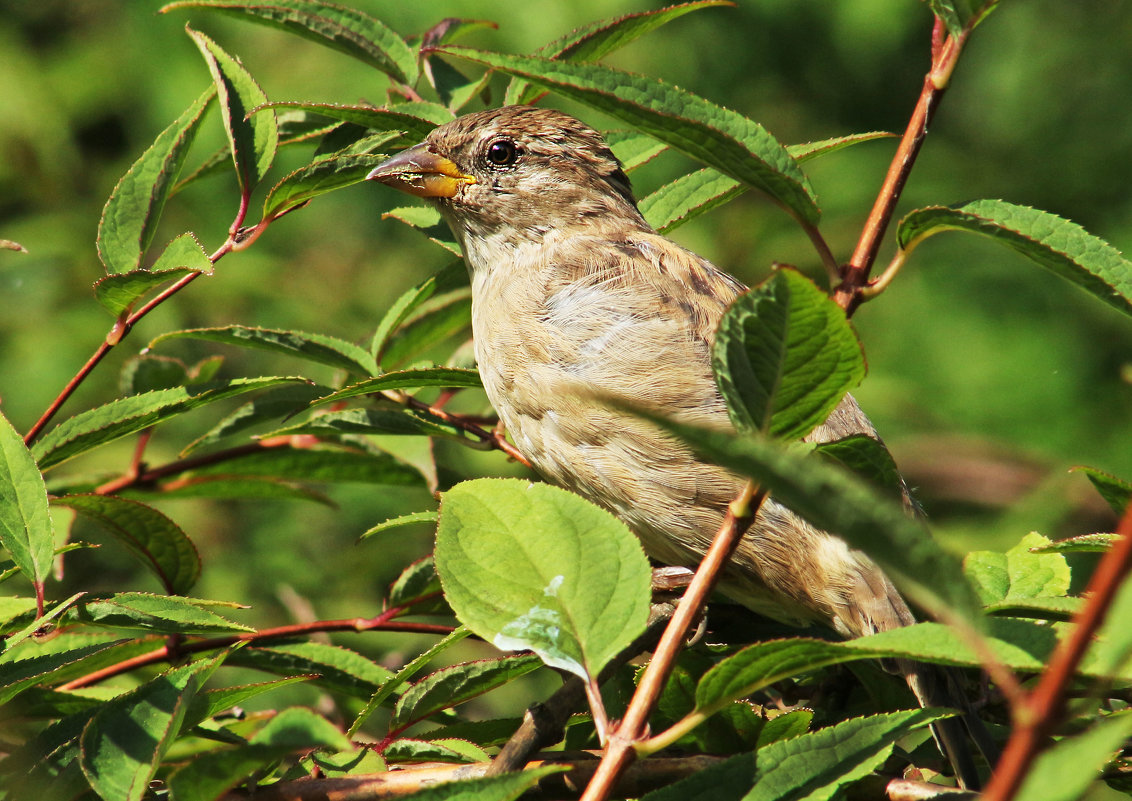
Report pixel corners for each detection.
[188,27,277,193]
[310,367,482,408]
[164,0,417,84]
[80,658,217,801]
[1015,711,1132,801]
[97,89,213,274]
[183,444,424,487]
[712,268,865,439]
[444,47,819,224]
[378,290,472,369]
[388,555,444,609]
[0,641,126,705]
[32,377,308,470]
[812,434,903,498]
[263,406,468,442]
[78,592,251,635]
[391,654,542,730]
[226,641,393,698]
[185,675,315,728]
[898,199,1132,317]
[0,410,55,589]
[264,149,388,220]
[371,259,468,356]
[261,101,438,140]
[180,383,328,455]
[52,495,200,594]
[926,0,1000,38]
[383,204,461,254]
[167,706,351,801]
[435,478,651,681]
[1073,466,1132,516]
[349,626,469,736]
[505,1,734,106]
[150,324,376,375]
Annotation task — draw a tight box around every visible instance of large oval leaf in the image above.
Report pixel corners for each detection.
[434,478,651,682]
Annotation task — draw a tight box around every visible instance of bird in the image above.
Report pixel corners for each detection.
[367,104,989,787]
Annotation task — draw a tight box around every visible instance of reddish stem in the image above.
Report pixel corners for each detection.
[981,501,1132,801]
[58,613,454,690]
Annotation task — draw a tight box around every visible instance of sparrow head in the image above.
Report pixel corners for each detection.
[367,105,646,244]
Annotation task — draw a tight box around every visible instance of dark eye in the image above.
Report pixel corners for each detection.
[485,138,519,168]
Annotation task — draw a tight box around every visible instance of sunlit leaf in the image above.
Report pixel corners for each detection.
[0,410,55,590]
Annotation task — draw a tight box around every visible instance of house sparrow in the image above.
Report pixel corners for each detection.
[367,105,986,786]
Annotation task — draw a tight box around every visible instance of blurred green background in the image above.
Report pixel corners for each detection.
[1,0,1130,632]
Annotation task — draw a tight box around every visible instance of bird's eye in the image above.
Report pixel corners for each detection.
[485,138,519,168]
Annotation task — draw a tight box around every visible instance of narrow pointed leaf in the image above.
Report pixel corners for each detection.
[1015,711,1132,801]
[713,268,866,439]
[1028,532,1119,555]
[263,407,468,441]
[388,556,444,610]
[1072,466,1132,515]
[167,707,352,801]
[32,377,307,470]
[150,325,377,375]
[605,129,667,171]
[350,626,468,736]
[391,654,541,730]
[80,659,217,801]
[644,709,948,801]
[188,27,277,193]
[52,495,200,594]
[898,199,1132,317]
[383,204,461,254]
[623,407,981,622]
[367,765,567,801]
[97,89,213,274]
[378,291,472,369]
[263,149,388,219]
[164,1,417,84]
[505,1,734,105]
[78,592,251,634]
[310,367,482,408]
[0,410,55,589]
[183,445,426,486]
[360,509,438,541]
[444,47,819,224]
[371,260,468,356]
[226,641,393,698]
[435,478,651,681]
[813,434,903,498]
[0,641,125,704]
[261,101,438,140]
[2,592,85,652]
[181,383,327,454]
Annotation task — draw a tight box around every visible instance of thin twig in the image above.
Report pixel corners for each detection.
[578,482,767,801]
[980,500,1132,801]
[834,22,966,315]
[57,613,453,690]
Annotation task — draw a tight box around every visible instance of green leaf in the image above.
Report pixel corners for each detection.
[625,410,981,623]
[164,0,417,84]
[96,89,214,274]
[93,268,196,317]
[185,675,315,728]
[371,260,468,357]
[78,592,251,635]
[712,268,866,439]
[226,641,393,698]
[605,129,668,171]
[0,641,125,705]
[263,407,468,442]
[80,658,217,801]
[505,1,734,106]
[1015,711,1132,801]
[383,204,462,254]
[181,383,327,455]
[167,707,352,801]
[925,0,1000,39]
[898,199,1132,317]
[643,709,948,801]
[1027,532,1119,555]
[640,167,745,235]
[310,367,482,408]
[349,626,469,736]
[391,654,543,730]
[151,230,214,272]
[360,509,438,541]
[964,532,1071,605]
[2,592,85,653]
[641,132,889,234]
[383,738,478,764]
[0,410,55,589]
[263,149,387,220]
[1073,466,1132,515]
[261,101,438,140]
[444,47,819,224]
[378,290,473,370]
[52,495,200,594]
[388,555,443,609]
[151,475,333,504]
[812,434,904,498]
[187,27,277,193]
[183,445,425,487]
[150,324,377,375]
[32,377,307,470]
[435,478,651,682]
[120,354,192,395]
[982,595,1083,619]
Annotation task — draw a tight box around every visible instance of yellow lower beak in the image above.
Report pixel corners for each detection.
[366,144,475,199]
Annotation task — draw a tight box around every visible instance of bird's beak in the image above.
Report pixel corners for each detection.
[366,143,475,198]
